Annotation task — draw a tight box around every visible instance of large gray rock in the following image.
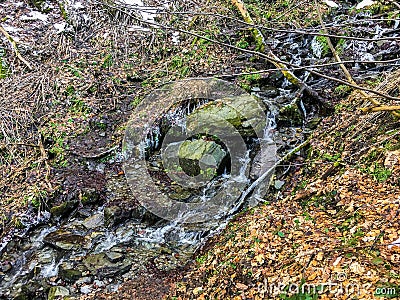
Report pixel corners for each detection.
[82,213,104,229]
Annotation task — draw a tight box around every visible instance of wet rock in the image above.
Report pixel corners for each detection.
[58,262,83,283]
[48,286,69,300]
[104,206,121,227]
[106,251,125,263]
[37,247,58,264]
[50,201,77,218]
[93,279,105,288]
[82,213,104,229]
[44,230,88,251]
[178,140,226,177]
[75,276,92,285]
[80,188,100,205]
[82,253,132,278]
[80,285,92,294]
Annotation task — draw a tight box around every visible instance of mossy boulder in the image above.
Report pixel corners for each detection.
[186,95,266,138]
[50,201,77,218]
[164,139,227,180]
[58,262,82,283]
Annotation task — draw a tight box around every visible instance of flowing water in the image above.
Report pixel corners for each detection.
[1,9,399,298]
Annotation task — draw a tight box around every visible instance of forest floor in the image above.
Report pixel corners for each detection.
[0,0,399,299]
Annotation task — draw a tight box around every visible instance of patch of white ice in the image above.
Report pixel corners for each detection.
[54,22,67,33]
[322,0,339,8]
[20,11,48,23]
[356,0,376,9]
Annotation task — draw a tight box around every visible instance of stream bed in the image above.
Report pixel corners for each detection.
[0,2,399,297]
[0,78,307,300]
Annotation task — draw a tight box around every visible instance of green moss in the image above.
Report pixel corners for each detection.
[334,84,352,97]
[315,35,330,57]
[0,48,9,79]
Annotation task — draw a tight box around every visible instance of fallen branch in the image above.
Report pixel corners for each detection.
[229,137,311,215]
[231,0,320,100]
[314,0,400,118]
[360,105,400,112]
[0,25,33,71]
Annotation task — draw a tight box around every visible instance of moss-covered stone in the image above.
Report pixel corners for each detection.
[278,103,303,126]
[58,263,82,283]
[50,201,77,218]
[186,95,266,138]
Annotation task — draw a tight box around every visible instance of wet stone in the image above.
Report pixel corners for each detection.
[82,253,132,279]
[104,206,132,227]
[58,262,83,283]
[82,213,104,229]
[48,286,69,300]
[80,285,92,294]
[37,247,57,264]
[105,251,125,263]
[75,276,92,285]
[44,230,88,251]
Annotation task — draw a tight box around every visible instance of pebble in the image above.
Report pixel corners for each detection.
[80,285,92,294]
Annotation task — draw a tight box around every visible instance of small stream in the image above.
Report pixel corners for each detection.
[0,78,307,299]
[1,9,399,297]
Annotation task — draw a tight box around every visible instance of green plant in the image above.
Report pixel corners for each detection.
[236,37,249,49]
[315,35,330,57]
[0,48,9,79]
[334,84,352,96]
[102,53,113,69]
[196,254,208,264]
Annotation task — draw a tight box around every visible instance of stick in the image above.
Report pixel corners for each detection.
[314,0,400,118]
[0,25,33,70]
[360,105,400,112]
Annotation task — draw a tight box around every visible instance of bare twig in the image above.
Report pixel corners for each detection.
[0,25,33,70]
